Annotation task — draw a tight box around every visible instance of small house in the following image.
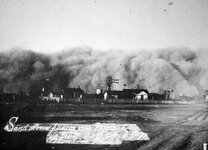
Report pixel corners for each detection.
[64,87,84,101]
[134,91,148,101]
[122,89,149,100]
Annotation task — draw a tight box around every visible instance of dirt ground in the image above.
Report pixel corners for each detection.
[0,102,207,150]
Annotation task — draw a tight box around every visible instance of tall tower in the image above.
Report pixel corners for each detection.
[105,76,113,92]
[105,76,119,92]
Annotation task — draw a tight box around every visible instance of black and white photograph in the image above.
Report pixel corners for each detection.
[0,0,208,150]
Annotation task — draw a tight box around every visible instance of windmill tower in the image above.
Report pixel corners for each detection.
[105,76,119,92]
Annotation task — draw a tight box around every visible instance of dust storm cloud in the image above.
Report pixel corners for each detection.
[0,47,207,97]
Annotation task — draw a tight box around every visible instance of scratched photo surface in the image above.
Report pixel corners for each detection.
[0,0,208,150]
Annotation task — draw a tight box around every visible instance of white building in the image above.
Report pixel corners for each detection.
[41,91,64,102]
[135,91,148,101]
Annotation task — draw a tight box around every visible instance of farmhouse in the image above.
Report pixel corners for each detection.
[41,90,64,102]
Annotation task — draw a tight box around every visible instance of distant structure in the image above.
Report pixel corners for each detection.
[164,89,174,100]
[104,88,149,103]
[0,93,31,103]
[96,88,103,95]
[123,89,149,101]
[0,93,16,102]
[149,93,165,100]
[40,78,64,102]
[206,90,208,102]
[63,87,84,101]
[41,90,64,102]
[134,90,148,101]
[105,76,113,92]
[30,78,85,103]
[105,76,119,92]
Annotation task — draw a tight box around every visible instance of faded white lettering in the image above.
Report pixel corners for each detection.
[4,117,18,132]
[4,117,149,145]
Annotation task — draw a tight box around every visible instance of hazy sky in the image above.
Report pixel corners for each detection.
[0,0,208,53]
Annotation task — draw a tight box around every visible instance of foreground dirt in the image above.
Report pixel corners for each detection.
[0,103,207,150]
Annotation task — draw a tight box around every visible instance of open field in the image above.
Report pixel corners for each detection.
[0,102,208,150]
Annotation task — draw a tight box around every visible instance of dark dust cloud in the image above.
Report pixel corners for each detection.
[0,47,207,97]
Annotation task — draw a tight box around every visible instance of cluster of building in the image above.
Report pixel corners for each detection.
[28,79,172,103]
[39,87,84,102]
[0,79,172,103]
[1,78,207,104]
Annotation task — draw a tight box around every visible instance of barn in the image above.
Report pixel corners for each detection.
[63,87,84,101]
[149,93,165,100]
